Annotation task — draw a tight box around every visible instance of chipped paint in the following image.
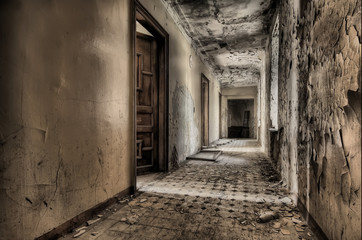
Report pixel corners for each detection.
[276,0,361,239]
[162,0,277,87]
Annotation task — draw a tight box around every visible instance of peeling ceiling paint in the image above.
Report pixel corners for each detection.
[163,0,277,87]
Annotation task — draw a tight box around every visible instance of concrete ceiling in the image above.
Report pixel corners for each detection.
[164,0,277,87]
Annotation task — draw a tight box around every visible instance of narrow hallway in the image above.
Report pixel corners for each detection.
[60,153,316,240]
[0,0,360,239]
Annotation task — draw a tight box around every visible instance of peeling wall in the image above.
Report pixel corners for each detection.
[139,0,220,168]
[277,0,300,199]
[270,15,279,130]
[0,0,133,239]
[262,42,272,155]
[162,0,276,88]
[278,0,361,239]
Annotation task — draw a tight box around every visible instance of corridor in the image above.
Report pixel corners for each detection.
[60,152,316,240]
[0,0,360,240]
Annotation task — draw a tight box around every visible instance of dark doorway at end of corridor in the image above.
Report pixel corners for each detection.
[227,99,256,139]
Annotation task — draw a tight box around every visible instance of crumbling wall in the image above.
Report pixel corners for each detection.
[278,0,300,200]
[139,0,220,168]
[0,0,133,239]
[278,0,361,239]
[263,41,272,155]
[270,15,279,130]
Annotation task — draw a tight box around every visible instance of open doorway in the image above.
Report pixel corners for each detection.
[201,74,209,147]
[227,99,256,139]
[134,1,169,188]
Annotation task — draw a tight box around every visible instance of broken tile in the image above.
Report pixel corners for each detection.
[292,217,302,224]
[273,222,281,229]
[284,212,293,217]
[280,229,291,235]
[259,211,279,223]
[295,226,305,232]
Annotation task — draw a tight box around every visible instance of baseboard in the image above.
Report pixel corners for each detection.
[35,187,133,240]
[297,198,329,240]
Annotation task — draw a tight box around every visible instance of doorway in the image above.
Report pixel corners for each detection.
[227,99,256,139]
[201,74,209,146]
[134,1,169,183]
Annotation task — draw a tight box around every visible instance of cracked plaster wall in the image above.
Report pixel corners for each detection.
[0,0,220,238]
[0,1,134,239]
[270,15,279,130]
[277,0,361,239]
[277,0,301,201]
[139,0,220,168]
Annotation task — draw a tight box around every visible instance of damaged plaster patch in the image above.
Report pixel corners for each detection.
[163,0,277,86]
[277,0,361,239]
[170,82,199,165]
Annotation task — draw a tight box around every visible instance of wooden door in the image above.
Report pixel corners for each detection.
[136,32,158,174]
[201,74,209,146]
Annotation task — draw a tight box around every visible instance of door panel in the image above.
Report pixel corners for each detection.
[136,33,158,174]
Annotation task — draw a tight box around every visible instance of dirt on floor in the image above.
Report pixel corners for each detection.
[59,153,317,240]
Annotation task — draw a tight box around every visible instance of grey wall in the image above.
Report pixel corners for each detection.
[0,1,134,239]
[277,0,361,239]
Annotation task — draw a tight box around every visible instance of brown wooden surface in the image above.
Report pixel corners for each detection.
[136,32,158,172]
[135,0,169,179]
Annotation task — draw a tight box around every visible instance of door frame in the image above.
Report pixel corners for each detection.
[133,0,169,192]
[219,93,222,139]
[201,74,209,147]
[226,97,257,139]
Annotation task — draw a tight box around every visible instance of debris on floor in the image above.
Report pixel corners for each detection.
[61,152,317,240]
[72,226,87,238]
[72,229,86,238]
[281,228,291,235]
[120,215,139,225]
[86,218,101,226]
[258,211,279,223]
[186,150,222,161]
[202,139,234,149]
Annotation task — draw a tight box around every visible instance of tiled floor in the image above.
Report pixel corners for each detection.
[60,152,317,240]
